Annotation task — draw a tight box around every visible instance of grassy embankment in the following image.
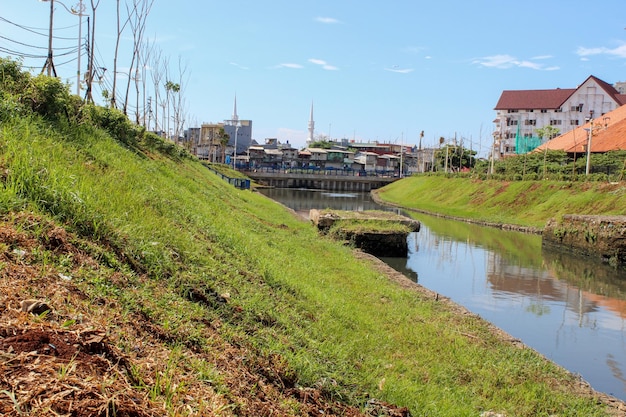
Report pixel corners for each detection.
[376,175,626,229]
[0,76,620,415]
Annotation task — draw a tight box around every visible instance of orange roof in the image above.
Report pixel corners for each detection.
[535,104,626,153]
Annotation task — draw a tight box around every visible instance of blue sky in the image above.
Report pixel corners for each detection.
[2,1,626,156]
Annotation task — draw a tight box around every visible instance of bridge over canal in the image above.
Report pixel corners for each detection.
[242,168,400,192]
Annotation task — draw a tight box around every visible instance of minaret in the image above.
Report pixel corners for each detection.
[307,101,315,145]
[231,95,240,159]
[232,95,239,124]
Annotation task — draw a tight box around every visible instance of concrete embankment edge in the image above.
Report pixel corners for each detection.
[369,191,626,414]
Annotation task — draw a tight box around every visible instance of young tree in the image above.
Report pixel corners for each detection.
[434,144,476,172]
[170,57,189,140]
[164,79,179,139]
[536,125,560,179]
[150,50,167,133]
[111,0,135,109]
[123,0,154,121]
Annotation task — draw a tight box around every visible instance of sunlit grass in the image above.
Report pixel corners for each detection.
[377,176,626,228]
[0,114,612,416]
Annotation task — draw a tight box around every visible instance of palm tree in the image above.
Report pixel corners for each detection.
[217,128,229,164]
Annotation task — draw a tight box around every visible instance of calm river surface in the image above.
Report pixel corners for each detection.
[258,187,626,401]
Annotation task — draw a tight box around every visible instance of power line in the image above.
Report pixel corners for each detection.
[0,47,46,59]
[0,15,81,34]
[0,16,49,37]
[0,34,49,50]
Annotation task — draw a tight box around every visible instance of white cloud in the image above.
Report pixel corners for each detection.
[229,62,249,70]
[315,17,340,24]
[576,43,626,59]
[473,54,518,68]
[308,58,338,70]
[473,54,557,71]
[276,63,303,69]
[517,61,544,70]
[384,67,414,74]
[309,58,327,66]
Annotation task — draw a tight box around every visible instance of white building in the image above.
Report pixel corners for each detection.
[493,75,626,157]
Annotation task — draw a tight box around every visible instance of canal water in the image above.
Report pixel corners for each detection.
[258,187,626,402]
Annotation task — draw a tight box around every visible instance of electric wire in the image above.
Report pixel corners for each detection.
[0,16,83,41]
[0,47,46,59]
[0,34,49,50]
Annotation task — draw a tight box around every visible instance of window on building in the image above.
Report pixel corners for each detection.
[524,119,536,126]
[540,109,548,113]
[570,104,584,112]
[507,118,518,126]
[570,119,580,126]
[555,108,563,113]
[507,109,519,113]
[550,119,562,126]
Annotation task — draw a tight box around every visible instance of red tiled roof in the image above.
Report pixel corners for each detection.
[494,88,575,110]
[588,75,624,104]
[534,104,626,153]
[494,75,625,110]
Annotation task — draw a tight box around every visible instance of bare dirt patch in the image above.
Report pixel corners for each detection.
[0,213,411,416]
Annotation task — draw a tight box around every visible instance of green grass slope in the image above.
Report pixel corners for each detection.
[376,176,626,229]
[0,61,621,416]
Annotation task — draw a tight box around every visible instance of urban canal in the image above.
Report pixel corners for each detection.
[258,187,626,402]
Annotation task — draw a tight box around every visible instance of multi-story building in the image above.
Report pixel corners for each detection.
[197,122,226,162]
[223,119,252,155]
[183,127,200,152]
[224,96,253,155]
[493,75,626,157]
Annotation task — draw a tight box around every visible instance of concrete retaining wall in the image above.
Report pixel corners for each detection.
[543,215,626,265]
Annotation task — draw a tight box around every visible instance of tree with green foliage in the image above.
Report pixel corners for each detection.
[434,145,477,172]
[536,125,561,178]
[310,140,332,149]
[217,127,230,163]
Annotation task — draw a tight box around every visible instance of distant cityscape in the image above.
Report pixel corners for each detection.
[164,74,626,174]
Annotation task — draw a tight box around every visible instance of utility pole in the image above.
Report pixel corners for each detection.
[585,118,594,176]
[41,0,85,93]
[75,0,85,95]
[42,0,57,76]
[400,132,404,178]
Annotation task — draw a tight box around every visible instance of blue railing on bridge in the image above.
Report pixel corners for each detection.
[204,165,250,190]
[244,166,398,178]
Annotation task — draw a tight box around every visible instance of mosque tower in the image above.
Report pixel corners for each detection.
[232,95,239,124]
[306,101,315,145]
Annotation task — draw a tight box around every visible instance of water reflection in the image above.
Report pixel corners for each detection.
[258,188,626,401]
[390,214,626,400]
[263,188,386,213]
